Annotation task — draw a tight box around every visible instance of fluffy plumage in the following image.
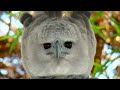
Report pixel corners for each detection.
[20,11,96,79]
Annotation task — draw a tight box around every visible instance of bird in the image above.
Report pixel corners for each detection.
[20,11,96,79]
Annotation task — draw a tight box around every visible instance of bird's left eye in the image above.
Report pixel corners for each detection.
[43,43,51,49]
[64,41,72,49]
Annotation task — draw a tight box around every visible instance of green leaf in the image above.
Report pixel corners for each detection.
[90,11,103,24]
[90,17,98,24]
[95,11,103,16]
[111,18,120,35]
[92,66,99,77]
[63,11,72,14]
[94,62,102,68]
[9,36,18,54]
[110,34,120,37]
[92,62,102,77]
[97,26,108,30]
[91,25,107,41]
[0,35,15,41]
[17,28,22,36]
[9,28,22,54]
[91,24,99,33]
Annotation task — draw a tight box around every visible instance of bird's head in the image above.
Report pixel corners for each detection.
[20,11,96,79]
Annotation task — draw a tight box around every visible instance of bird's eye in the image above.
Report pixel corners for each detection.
[43,43,51,49]
[64,41,72,49]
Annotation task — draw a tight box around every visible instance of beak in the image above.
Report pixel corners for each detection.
[55,40,61,59]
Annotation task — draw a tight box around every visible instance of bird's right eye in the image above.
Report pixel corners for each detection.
[43,43,51,49]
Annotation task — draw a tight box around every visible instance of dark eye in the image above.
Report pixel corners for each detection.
[43,43,51,49]
[64,41,72,49]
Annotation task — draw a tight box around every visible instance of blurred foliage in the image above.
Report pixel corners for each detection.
[90,11,120,78]
[0,11,120,79]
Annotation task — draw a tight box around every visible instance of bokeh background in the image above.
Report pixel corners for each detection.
[0,11,120,79]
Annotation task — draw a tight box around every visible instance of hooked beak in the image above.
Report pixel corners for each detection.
[55,40,61,59]
[46,40,69,59]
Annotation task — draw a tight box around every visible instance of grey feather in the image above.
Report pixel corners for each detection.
[45,11,63,17]
[71,11,92,19]
[32,75,89,79]
[20,13,33,27]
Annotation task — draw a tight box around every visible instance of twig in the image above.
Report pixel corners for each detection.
[7,11,12,35]
[0,12,17,36]
[0,18,13,31]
